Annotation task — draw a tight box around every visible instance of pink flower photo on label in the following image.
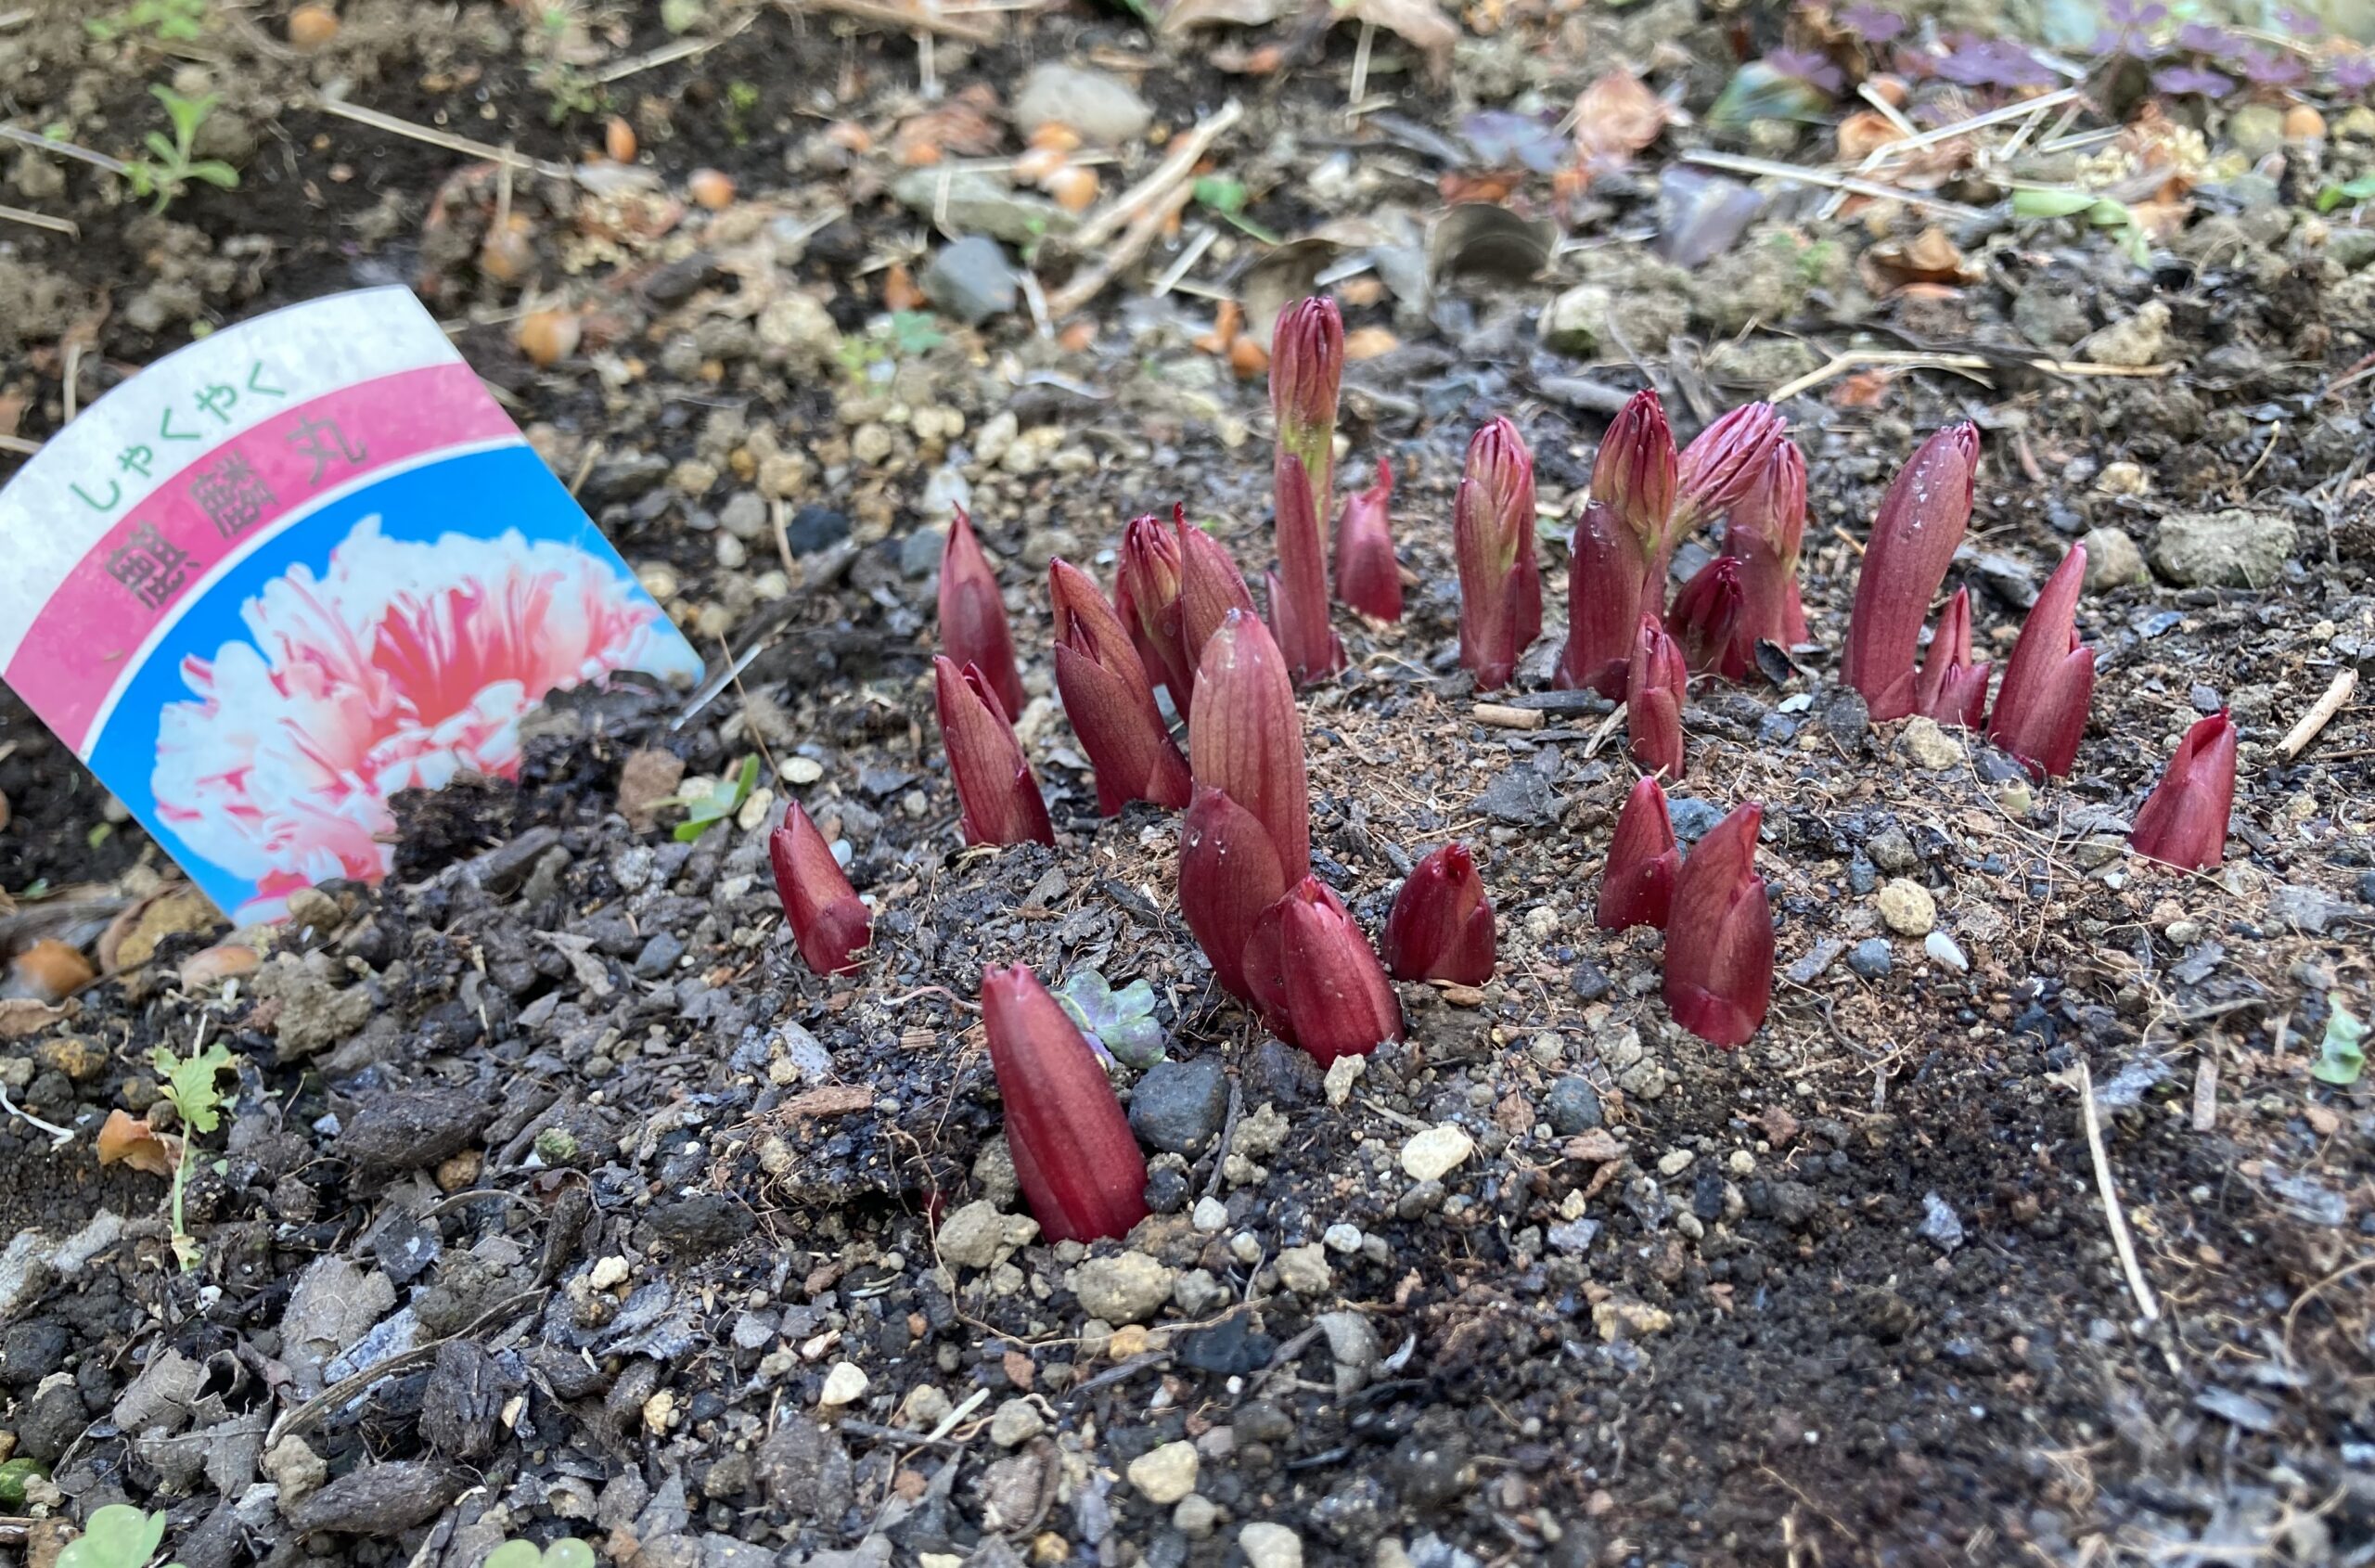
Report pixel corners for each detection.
[153,516,697,919]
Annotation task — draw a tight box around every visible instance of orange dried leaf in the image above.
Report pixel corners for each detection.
[883,262,926,312]
[1837,109,1908,163]
[1573,71,1669,182]
[97,1109,177,1177]
[1228,336,1269,378]
[1344,325,1399,359]
[1831,369,1894,406]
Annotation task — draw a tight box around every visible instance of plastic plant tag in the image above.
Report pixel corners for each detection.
[0,286,701,921]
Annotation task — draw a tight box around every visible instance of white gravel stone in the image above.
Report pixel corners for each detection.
[1400,1125,1474,1182]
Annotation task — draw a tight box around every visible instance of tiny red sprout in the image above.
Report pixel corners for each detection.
[1334,458,1403,622]
[1985,546,2095,779]
[769,802,870,976]
[1662,801,1773,1049]
[1270,296,1344,530]
[1557,500,1645,699]
[1625,612,1688,779]
[1597,774,1680,932]
[1674,403,1787,537]
[1842,423,1980,721]
[1242,875,1405,1065]
[1725,437,1810,648]
[1177,785,1290,1003]
[932,656,1054,847]
[2130,710,2237,872]
[937,505,1023,719]
[1453,417,1544,690]
[1381,842,1496,985]
[980,962,1149,1243]
[1186,609,1310,880]
[1667,556,1756,682]
[1911,585,1990,730]
[1116,514,1192,718]
[1175,508,1259,705]
[1049,560,1191,815]
[1267,451,1346,686]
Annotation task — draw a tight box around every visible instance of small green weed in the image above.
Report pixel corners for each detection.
[487,1541,596,1568]
[57,1505,183,1568]
[660,754,761,842]
[150,1034,236,1270]
[123,86,239,214]
[86,0,208,43]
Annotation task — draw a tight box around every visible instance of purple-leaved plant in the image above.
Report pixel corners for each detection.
[1837,3,1904,43]
[1766,45,1846,93]
[2176,22,2237,55]
[2232,45,2306,87]
[2333,53,2375,95]
[1936,34,2060,88]
[2152,63,2234,96]
[2094,0,2167,60]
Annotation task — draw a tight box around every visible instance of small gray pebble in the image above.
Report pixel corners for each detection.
[1846,938,1894,980]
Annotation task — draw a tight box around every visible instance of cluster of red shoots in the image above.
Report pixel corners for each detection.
[760,295,2237,1243]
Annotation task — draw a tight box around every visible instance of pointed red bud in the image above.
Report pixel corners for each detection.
[2130,711,2237,871]
[1911,586,1990,730]
[1453,417,1544,690]
[1177,785,1290,1002]
[1116,513,1192,718]
[1175,508,1259,699]
[933,656,1055,847]
[1556,500,1648,698]
[1726,438,1809,647]
[1625,613,1688,779]
[1674,403,1787,536]
[980,963,1149,1243]
[1662,801,1772,1049]
[1242,876,1405,1066]
[1667,556,1756,681]
[1381,842,1496,985]
[1985,546,2094,779]
[1187,610,1309,878]
[1842,423,1981,720]
[1594,388,1678,549]
[770,802,870,976]
[1267,452,1345,685]
[938,506,1024,718]
[1050,560,1191,815]
[1334,458,1403,622]
[1270,296,1343,526]
[1597,775,1680,932]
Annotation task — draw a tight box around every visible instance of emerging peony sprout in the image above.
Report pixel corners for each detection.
[1267,452,1347,685]
[938,506,1024,719]
[1453,417,1544,690]
[1175,509,1260,705]
[1381,842,1496,985]
[1115,513,1192,718]
[1842,423,1980,720]
[932,656,1055,846]
[1333,458,1403,623]
[1177,786,1290,1002]
[2130,710,2237,871]
[1673,403,1788,534]
[1667,556,1755,681]
[1242,875,1405,1065]
[1049,560,1191,814]
[1186,610,1310,879]
[980,962,1149,1243]
[770,802,870,976]
[1270,297,1344,533]
[1625,613,1688,779]
[1559,389,1676,697]
[1597,775,1680,932]
[1911,585,1990,730]
[1726,437,1810,648]
[1177,612,1311,1002]
[1985,546,2094,779]
[1662,801,1772,1048]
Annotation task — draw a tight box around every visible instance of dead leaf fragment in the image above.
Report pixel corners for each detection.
[1160,0,1292,32]
[0,997,69,1038]
[1343,325,1399,359]
[618,748,687,831]
[1338,0,1458,80]
[97,1109,178,1177]
[1573,71,1669,184]
[1866,225,1972,288]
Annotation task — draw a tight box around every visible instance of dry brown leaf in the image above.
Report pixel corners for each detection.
[1338,0,1457,79]
[0,998,67,1037]
[1837,109,1908,163]
[780,1085,875,1118]
[1831,369,1894,407]
[892,84,1005,166]
[1573,71,1669,183]
[1161,0,1294,32]
[1866,225,1973,288]
[97,1109,178,1177]
[1343,325,1399,359]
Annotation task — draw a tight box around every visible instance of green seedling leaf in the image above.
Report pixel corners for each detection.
[1192,175,1248,214]
[889,310,945,356]
[1055,970,1167,1069]
[486,1540,597,1568]
[150,1041,236,1134]
[2315,173,2375,212]
[57,1504,168,1568]
[2310,999,2365,1086]
[660,0,706,31]
[0,1458,46,1509]
[1708,61,1834,127]
[672,755,761,841]
[2010,186,2099,220]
